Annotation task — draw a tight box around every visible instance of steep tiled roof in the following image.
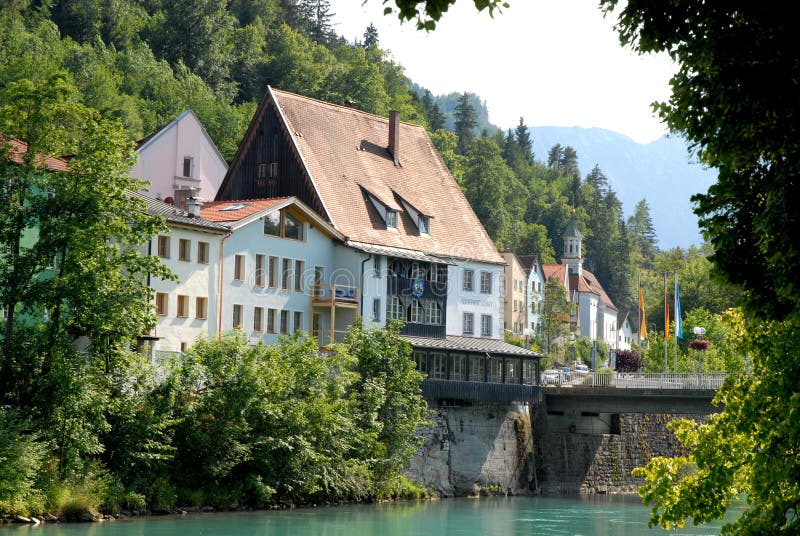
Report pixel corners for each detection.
[130,191,229,232]
[518,254,541,275]
[200,198,290,222]
[542,264,568,285]
[269,88,504,265]
[1,137,69,172]
[570,270,617,311]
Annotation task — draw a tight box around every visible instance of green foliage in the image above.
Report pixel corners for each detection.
[0,407,47,516]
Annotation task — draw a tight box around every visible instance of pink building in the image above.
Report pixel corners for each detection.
[131,110,228,209]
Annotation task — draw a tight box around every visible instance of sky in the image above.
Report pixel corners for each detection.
[328,0,677,144]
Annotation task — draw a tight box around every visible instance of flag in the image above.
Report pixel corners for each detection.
[638,285,648,339]
[675,282,683,339]
[664,282,670,341]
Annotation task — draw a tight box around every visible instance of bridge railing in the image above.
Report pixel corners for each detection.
[574,372,728,389]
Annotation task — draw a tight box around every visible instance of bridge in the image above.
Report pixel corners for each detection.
[421,372,728,414]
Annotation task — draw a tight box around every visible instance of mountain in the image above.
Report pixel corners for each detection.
[530,127,717,250]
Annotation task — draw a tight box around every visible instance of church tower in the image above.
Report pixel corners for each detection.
[561,216,583,277]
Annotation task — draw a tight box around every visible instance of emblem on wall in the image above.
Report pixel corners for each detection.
[412,277,425,297]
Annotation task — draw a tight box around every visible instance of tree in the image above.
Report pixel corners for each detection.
[514,116,533,163]
[453,91,477,153]
[542,277,572,358]
[363,22,379,48]
[627,199,658,264]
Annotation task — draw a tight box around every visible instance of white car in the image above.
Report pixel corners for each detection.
[542,369,560,384]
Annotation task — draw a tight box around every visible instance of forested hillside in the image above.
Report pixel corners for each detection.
[0,0,732,322]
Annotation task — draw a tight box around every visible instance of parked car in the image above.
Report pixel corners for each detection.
[575,364,589,374]
[542,369,560,385]
[559,366,572,381]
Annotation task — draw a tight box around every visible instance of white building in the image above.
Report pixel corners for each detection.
[213,87,536,379]
[543,218,618,349]
[135,193,228,355]
[519,254,546,342]
[131,110,228,209]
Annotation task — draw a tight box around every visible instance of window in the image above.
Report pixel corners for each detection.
[232,304,243,329]
[426,301,442,325]
[513,300,518,312]
[234,255,245,281]
[157,235,170,258]
[258,162,267,179]
[182,156,193,178]
[282,258,291,290]
[418,215,429,234]
[409,299,423,323]
[372,298,381,322]
[267,309,276,333]
[413,350,428,374]
[180,342,188,353]
[451,354,466,381]
[255,255,265,287]
[469,355,485,382]
[197,241,209,264]
[284,213,304,240]
[280,310,289,334]
[253,307,264,332]
[480,271,492,294]
[430,352,446,379]
[312,313,321,337]
[481,314,492,337]
[373,256,381,277]
[433,264,448,284]
[463,269,474,291]
[388,297,403,320]
[293,311,303,333]
[295,260,304,292]
[463,312,474,335]
[196,297,207,319]
[268,256,278,287]
[385,210,397,229]
[264,212,281,236]
[409,263,425,279]
[269,162,278,178]
[177,295,189,317]
[179,239,191,261]
[155,292,168,316]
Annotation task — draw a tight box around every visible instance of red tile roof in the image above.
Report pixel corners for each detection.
[542,264,568,284]
[1,137,69,172]
[269,88,504,265]
[518,254,541,275]
[200,197,290,222]
[575,269,617,311]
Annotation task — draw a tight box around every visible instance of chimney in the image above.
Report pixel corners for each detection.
[388,110,400,165]
[186,197,202,218]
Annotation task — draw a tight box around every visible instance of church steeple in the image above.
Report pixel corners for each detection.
[561,216,583,277]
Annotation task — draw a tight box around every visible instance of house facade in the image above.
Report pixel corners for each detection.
[500,250,528,338]
[213,87,534,374]
[135,192,228,355]
[519,254,546,342]
[131,110,228,209]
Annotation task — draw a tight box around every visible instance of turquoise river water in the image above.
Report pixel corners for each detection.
[2,496,745,535]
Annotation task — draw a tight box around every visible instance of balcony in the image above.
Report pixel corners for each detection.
[310,284,359,308]
[386,275,448,299]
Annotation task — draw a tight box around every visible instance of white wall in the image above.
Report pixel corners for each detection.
[446,260,504,339]
[149,226,223,352]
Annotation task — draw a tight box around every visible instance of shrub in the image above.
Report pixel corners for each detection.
[614,350,644,372]
[0,408,47,516]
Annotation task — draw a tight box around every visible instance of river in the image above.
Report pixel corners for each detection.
[1,496,744,535]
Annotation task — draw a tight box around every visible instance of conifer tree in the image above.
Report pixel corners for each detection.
[514,116,533,163]
[454,91,477,153]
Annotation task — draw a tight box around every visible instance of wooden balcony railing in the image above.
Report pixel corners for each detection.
[310,284,359,307]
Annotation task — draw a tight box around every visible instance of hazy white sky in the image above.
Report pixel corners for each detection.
[329,1,677,144]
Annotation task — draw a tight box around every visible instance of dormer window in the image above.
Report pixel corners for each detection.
[418,215,429,234]
[385,209,398,229]
[183,157,193,178]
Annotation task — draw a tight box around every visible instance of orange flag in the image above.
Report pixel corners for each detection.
[638,285,648,339]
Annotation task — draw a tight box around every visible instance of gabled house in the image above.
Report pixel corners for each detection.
[214,87,540,381]
[131,110,228,209]
[542,218,618,348]
[519,254,546,341]
[616,310,634,351]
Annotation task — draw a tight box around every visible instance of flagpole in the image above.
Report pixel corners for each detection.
[674,272,679,374]
[638,271,642,347]
[663,272,668,374]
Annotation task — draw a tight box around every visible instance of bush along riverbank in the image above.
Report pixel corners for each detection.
[1,323,431,523]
